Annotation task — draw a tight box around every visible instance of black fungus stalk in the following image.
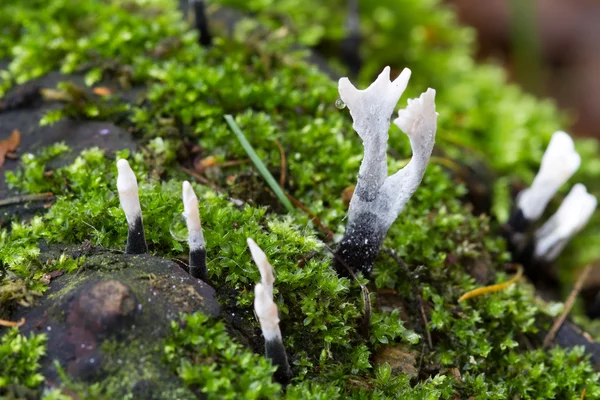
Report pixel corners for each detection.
[183,181,208,281]
[248,238,292,384]
[333,67,437,277]
[117,159,148,254]
[191,0,212,46]
[340,0,362,77]
[254,283,292,384]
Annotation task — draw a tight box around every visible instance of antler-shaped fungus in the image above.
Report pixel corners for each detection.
[335,67,437,276]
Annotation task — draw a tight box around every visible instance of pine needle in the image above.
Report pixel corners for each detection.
[224,115,294,212]
[458,266,523,302]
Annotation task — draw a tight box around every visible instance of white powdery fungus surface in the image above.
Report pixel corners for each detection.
[247,238,275,300]
[254,283,282,342]
[182,181,205,251]
[339,66,437,234]
[518,131,581,221]
[534,183,597,261]
[116,159,142,227]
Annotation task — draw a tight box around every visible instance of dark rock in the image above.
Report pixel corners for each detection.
[12,246,219,398]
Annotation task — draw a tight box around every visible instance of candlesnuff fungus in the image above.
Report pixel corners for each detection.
[248,238,292,384]
[508,131,581,235]
[334,66,437,276]
[182,181,207,280]
[533,184,597,262]
[117,159,148,254]
[247,237,274,299]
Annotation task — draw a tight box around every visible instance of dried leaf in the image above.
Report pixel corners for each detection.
[93,87,113,96]
[0,129,21,167]
[0,317,25,327]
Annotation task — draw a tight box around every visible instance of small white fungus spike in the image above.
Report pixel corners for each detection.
[247,238,275,299]
[254,283,282,342]
[182,181,205,251]
[117,159,142,227]
[335,67,437,276]
[534,184,597,261]
[518,131,581,221]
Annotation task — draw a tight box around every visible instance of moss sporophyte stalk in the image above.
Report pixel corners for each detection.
[3,0,600,398]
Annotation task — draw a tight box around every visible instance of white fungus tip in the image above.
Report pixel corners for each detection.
[182,181,204,251]
[117,158,130,169]
[338,77,359,106]
[518,131,581,220]
[116,159,137,192]
[393,88,437,137]
[541,131,581,179]
[116,159,141,224]
[534,183,597,260]
[182,181,202,233]
[338,67,412,137]
[254,283,281,341]
[247,238,275,296]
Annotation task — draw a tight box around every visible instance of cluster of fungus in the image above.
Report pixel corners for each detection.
[114,68,598,387]
[117,159,208,279]
[114,66,440,384]
[116,158,292,382]
[507,131,597,271]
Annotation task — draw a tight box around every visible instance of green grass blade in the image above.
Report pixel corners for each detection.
[224,114,294,212]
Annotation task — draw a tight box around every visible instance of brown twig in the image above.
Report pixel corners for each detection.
[417,293,433,349]
[0,192,54,207]
[218,159,248,168]
[180,167,225,194]
[543,264,592,348]
[285,193,335,241]
[274,140,286,188]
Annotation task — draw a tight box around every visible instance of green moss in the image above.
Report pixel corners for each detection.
[0,328,46,394]
[2,0,600,398]
[164,312,281,399]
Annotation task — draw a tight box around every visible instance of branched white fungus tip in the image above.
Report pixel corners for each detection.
[394,88,438,138]
[116,159,142,225]
[518,131,581,220]
[254,283,281,341]
[247,238,275,299]
[338,66,411,140]
[534,184,597,261]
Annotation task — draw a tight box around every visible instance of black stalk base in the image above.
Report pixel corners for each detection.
[189,247,208,281]
[126,217,148,254]
[265,338,292,384]
[334,212,384,277]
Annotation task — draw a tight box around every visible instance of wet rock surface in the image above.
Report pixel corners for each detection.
[0,66,139,224]
[12,245,219,398]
